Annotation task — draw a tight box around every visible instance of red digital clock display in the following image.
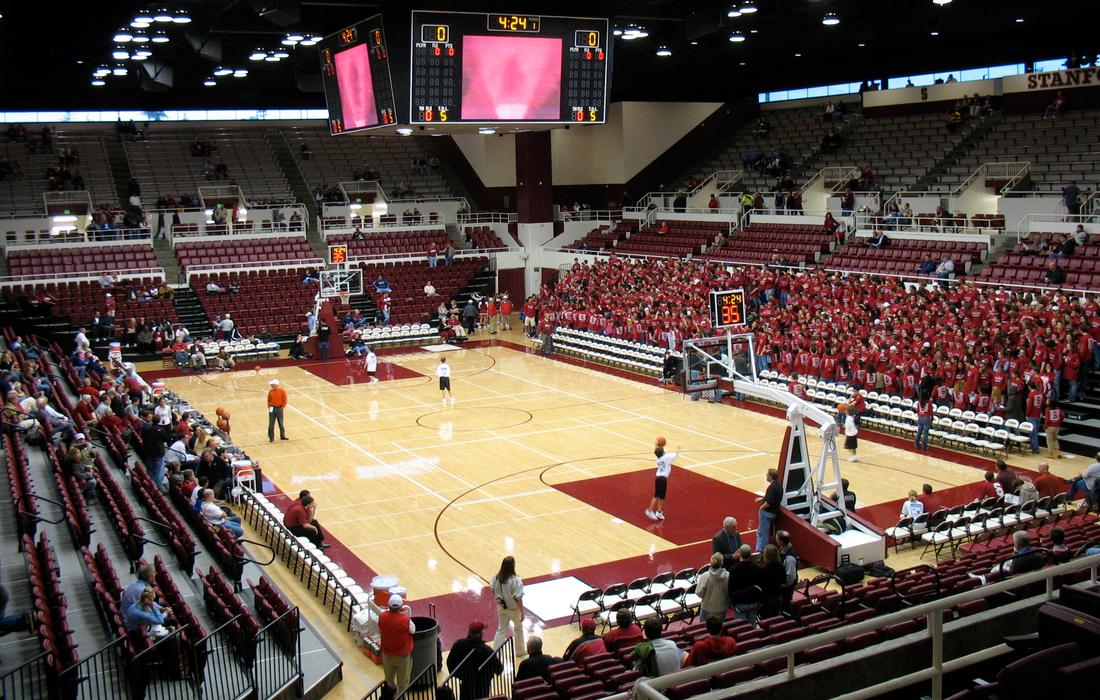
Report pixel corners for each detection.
[710,289,748,328]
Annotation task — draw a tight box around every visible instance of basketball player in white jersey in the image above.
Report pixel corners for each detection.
[437,357,454,402]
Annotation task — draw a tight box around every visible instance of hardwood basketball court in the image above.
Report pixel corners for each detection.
[147,328,1071,696]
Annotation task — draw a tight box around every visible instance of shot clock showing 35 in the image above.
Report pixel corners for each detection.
[710,289,748,329]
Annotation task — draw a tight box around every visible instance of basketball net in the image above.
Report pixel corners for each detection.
[338,290,351,307]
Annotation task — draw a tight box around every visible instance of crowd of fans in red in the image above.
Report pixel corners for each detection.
[542,258,1099,441]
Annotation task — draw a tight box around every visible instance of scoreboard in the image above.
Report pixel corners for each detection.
[710,289,748,329]
[409,10,611,124]
[319,14,399,135]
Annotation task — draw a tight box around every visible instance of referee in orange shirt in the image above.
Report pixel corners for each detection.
[267,379,288,442]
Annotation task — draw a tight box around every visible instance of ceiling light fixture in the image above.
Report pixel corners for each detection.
[112,65,128,76]
[113,29,133,43]
[299,36,322,46]
[932,0,952,5]
[131,53,150,61]
[858,42,866,47]
[133,11,154,24]
[112,47,130,60]
[740,2,758,14]
[154,9,174,23]
[690,40,699,45]
[286,33,304,42]
[93,65,110,77]
[233,69,248,78]
[478,127,496,135]
[396,127,413,136]
[822,12,840,26]
[281,38,297,46]
[729,31,745,42]
[173,9,191,24]
[203,78,216,86]
[131,32,149,43]
[612,28,623,36]
[727,8,742,18]
[265,54,280,62]
[91,79,106,86]
[273,49,290,59]
[1015,17,1025,23]
[152,31,169,43]
[656,45,671,57]
[249,48,267,61]
[930,30,940,36]
[130,19,150,28]
[213,66,232,76]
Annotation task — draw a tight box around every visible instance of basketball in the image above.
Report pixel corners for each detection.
[655,436,667,447]
[215,407,229,418]
[254,364,262,372]
[837,403,848,415]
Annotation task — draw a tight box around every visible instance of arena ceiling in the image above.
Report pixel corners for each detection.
[2,0,1092,112]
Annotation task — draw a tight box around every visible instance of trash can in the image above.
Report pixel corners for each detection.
[410,616,440,687]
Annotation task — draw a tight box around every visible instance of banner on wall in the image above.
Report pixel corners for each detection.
[1004,68,1100,93]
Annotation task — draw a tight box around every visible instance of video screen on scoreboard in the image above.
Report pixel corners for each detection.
[319,14,399,135]
[410,11,611,124]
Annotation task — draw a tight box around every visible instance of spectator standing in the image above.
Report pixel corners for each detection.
[267,379,288,442]
[696,553,730,623]
[758,544,787,618]
[1045,401,1064,459]
[711,516,742,567]
[379,594,415,693]
[775,531,799,612]
[728,545,761,627]
[915,395,934,450]
[447,621,503,700]
[488,556,525,656]
[755,469,782,552]
[317,323,331,361]
[140,409,168,491]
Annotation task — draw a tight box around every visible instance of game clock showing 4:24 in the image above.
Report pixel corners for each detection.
[710,289,748,329]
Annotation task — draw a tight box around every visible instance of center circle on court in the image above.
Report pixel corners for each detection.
[416,406,533,432]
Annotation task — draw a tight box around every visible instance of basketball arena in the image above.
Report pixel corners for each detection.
[1,3,1099,700]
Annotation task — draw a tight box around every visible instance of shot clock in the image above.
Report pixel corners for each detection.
[710,289,748,329]
[410,10,611,124]
[318,14,399,135]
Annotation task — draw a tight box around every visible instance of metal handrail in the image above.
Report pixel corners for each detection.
[183,257,323,281]
[631,552,1100,700]
[0,266,166,287]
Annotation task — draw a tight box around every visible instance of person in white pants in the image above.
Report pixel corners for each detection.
[489,556,526,658]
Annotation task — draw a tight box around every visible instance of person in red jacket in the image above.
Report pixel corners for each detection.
[602,609,644,653]
[379,594,415,692]
[685,617,737,667]
[563,618,607,670]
